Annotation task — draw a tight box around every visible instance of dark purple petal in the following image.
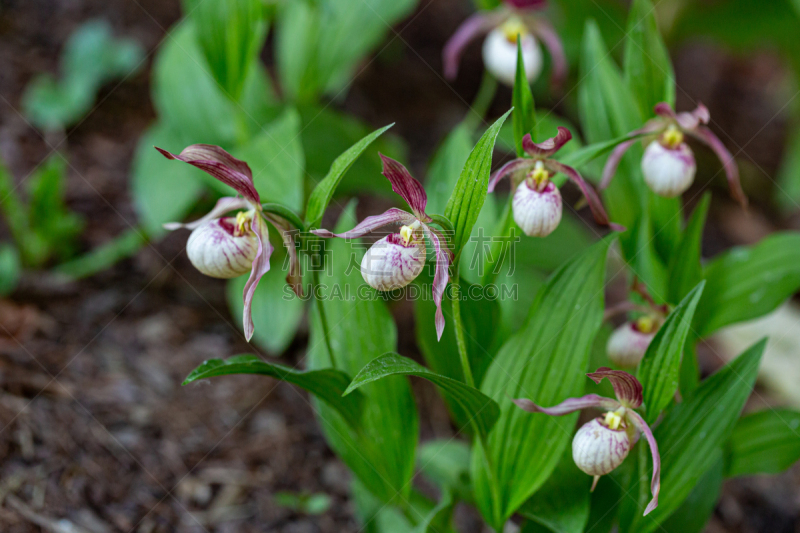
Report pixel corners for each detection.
[380,154,430,219]
[163,196,250,231]
[155,145,260,203]
[504,0,548,8]
[311,208,416,239]
[529,19,566,87]
[691,126,748,207]
[488,158,535,192]
[512,394,620,416]
[546,161,621,230]
[422,223,451,341]
[243,215,273,341]
[522,127,572,158]
[676,103,710,130]
[442,13,496,80]
[587,367,643,408]
[627,410,661,515]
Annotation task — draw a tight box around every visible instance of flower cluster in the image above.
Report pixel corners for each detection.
[602,102,746,204]
[488,127,619,237]
[514,368,661,515]
[443,0,565,87]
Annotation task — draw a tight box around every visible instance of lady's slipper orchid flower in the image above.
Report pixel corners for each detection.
[604,280,667,367]
[602,102,747,205]
[488,127,618,237]
[312,154,452,340]
[513,368,661,515]
[156,144,302,342]
[443,0,566,87]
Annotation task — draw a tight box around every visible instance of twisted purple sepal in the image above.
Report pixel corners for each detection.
[627,410,661,515]
[242,215,274,341]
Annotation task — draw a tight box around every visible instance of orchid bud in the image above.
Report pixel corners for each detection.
[512,162,562,237]
[361,222,426,291]
[606,316,658,368]
[186,212,259,279]
[641,125,697,198]
[482,17,542,86]
[572,412,631,487]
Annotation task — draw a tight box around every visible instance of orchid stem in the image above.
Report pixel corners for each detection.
[312,266,338,369]
[481,196,515,286]
[466,70,498,132]
[450,270,475,388]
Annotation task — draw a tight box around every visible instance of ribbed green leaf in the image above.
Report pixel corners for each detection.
[620,339,765,532]
[512,40,535,156]
[623,0,675,116]
[413,491,455,533]
[444,111,511,255]
[182,354,363,428]
[660,451,724,533]
[345,353,500,439]
[638,281,705,422]
[666,194,709,305]
[472,237,612,529]
[426,123,474,214]
[305,123,394,228]
[307,208,418,504]
[726,408,800,477]
[183,0,267,100]
[418,440,473,503]
[694,233,800,337]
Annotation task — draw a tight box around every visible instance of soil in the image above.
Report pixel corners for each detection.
[0,0,798,532]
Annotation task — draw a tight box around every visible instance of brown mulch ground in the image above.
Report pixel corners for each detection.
[0,0,799,532]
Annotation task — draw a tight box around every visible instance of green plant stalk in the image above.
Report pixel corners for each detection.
[465,70,499,132]
[312,262,338,369]
[481,196,515,286]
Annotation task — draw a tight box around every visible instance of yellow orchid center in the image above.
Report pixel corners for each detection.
[400,220,422,246]
[636,315,657,334]
[661,124,684,149]
[500,17,529,43]
[234,211,254,237]
[528,160,550,189]
[603,408,625,430]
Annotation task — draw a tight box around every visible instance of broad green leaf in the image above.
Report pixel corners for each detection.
[444,111,511,255]
[345,352,501,438]
[512,40,535,156]
[182,354,363,428]
[623,0,675,116]
[620,339,765,532]
[226,248,304,354]
[726,408,800,477]
[307,208,418,504]
[413,491,455,533]
[183,0,267,100]
[0,244,20,296]
[660,451,724,533]
[631,208,668,300]
[637,281,705,422]
[352,480,437,533]
[415,273,501,429]
[519,447,591,533]
[418,439,473,503]
[694,233,800,337]
[305,123,394,227]
[584,468,627,533]
[131,122,205,237]
[666,194,710,305]
[426,123,473,214]
[22,20,144,130]
[472,237,612,529]
[232,109,304,211]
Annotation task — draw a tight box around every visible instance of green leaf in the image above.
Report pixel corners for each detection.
[0,244,20,296]
[305,123,394,228]
[620,339,765,532]
[131,122,206,237]
[512,40,535,156]
[444,111,511,256]
[232,109,305,211]
[261,203,305,232]
[413,491,455,533]
[182,354,363,429]
[274,491,332,515]
[226,249,304,354]
[726,408,800,477]
[623,0,675,116]
[775,124,800,214]
[418,439,473,503]
[307,209,418,504]
[637,281,705,422]
[660,451,724,533]
[559,133,646,170]
[345,352,501,439]
[472,237,612,529]
[519,447,591,533]
[22,20,144,130]
[666,194,710,305]
[426,123,474,214]
[183,0,267,100]
[55,228,148,280]
[694,232,800,337]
